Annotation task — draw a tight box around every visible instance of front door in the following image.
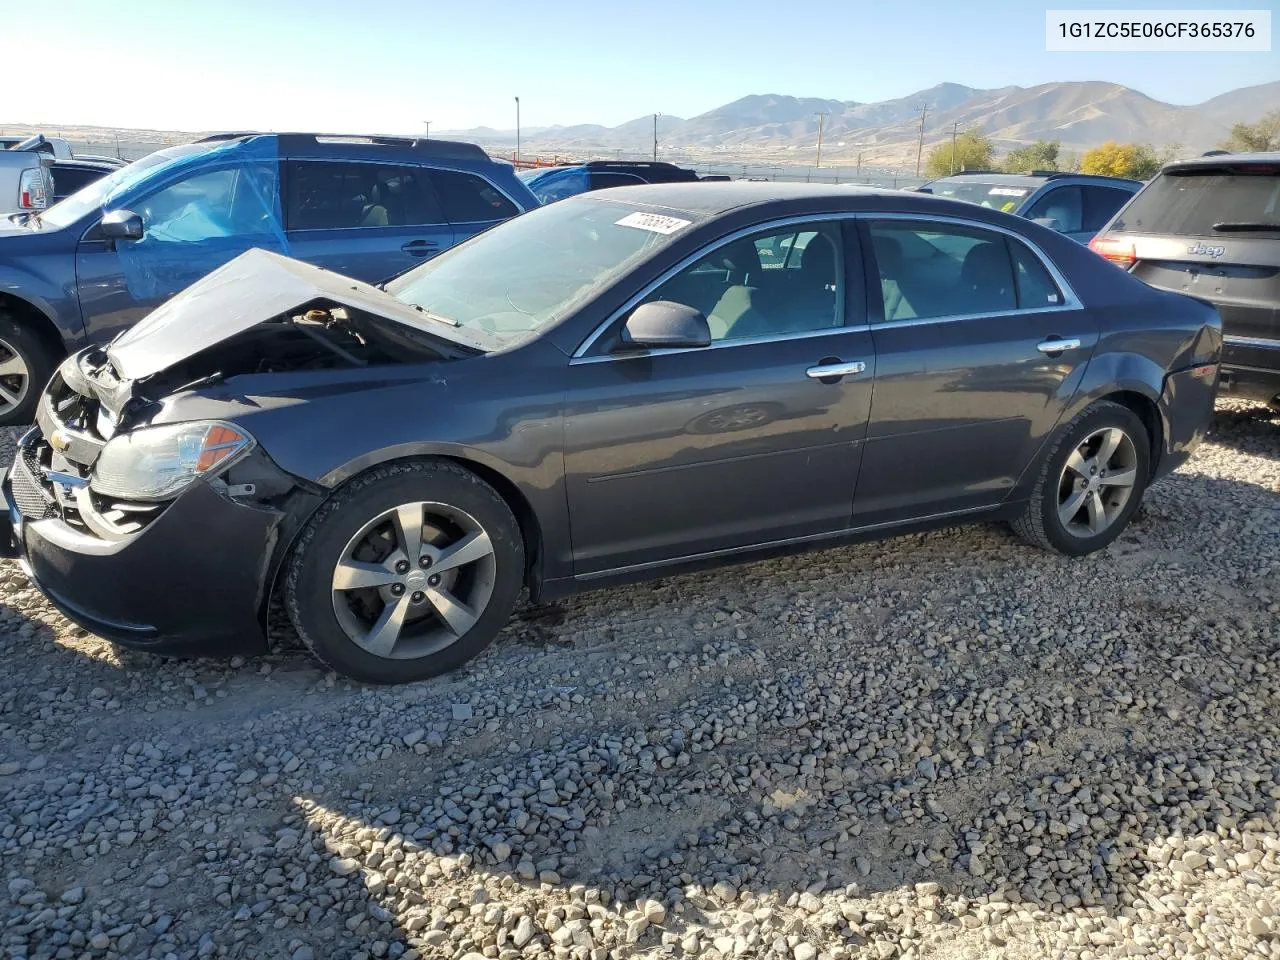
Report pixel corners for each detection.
[854,217,1096,524]
[74,162,287,343]
[564,220,876,576]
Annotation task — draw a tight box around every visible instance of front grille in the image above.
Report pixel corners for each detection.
[11,445,56,520]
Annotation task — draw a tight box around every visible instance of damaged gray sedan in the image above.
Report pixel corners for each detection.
[1,184,1221,683]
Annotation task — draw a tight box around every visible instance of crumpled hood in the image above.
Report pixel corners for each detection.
[106,248,495,381]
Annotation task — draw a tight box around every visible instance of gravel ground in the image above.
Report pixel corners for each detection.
[1,400,1278,960]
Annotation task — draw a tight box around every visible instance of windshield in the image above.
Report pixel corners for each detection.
[1112,167,1280,238]
[923,178,1038,213]
[518,167,589,204]
[386,196,699,341]
[37,144,209,229]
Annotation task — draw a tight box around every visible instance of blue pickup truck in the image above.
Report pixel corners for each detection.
[0,132,538,425]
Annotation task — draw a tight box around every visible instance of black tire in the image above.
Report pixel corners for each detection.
[285,460,525,684]
[1011,400,1150,556]
[0,309,61,427]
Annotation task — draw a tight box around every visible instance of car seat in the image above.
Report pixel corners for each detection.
[361,183,389,227]
[872,234,914,321]
[958,242,1015,313]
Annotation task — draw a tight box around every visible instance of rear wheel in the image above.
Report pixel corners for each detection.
[285,460,525,683]
[0,310,61,427]
[1011,401,1150,556]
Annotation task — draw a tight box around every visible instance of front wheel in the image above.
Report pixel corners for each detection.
[0,311,61,427]
[285,460,525,684]
[1011,401,1151,556]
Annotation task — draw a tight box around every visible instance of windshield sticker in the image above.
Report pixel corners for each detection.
[989,187,1029,197]
[615,212,692,235]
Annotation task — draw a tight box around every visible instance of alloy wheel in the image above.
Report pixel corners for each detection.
[330,501,497,659]
[0,338,30,417]
[1056,426,1139,538]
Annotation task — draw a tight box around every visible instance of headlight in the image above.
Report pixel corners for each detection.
[91,421,254,501]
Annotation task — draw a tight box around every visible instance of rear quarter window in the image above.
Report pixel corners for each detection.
[1112,168,1280,239]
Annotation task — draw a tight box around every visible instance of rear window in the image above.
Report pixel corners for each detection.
[1112,167,1280,239]
[921,178,1039,213]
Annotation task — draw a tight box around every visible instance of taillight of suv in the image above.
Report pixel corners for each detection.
[1088,236,1135,267]
[17,166,49,210]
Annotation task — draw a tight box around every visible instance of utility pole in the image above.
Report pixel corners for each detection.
[950,121,958,174]
[856,151,862,179]
[914,102,929,177]
[814,111,829,169]
[653,113,660,162]
[422,120,431,139]
[514,96,521,166]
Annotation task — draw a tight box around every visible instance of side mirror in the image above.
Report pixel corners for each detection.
[615,301,711,352]
[100,209,144,241]
[1032,216,1063,232]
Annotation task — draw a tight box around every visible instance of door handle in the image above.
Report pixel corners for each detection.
[1036,337,1081,355]
[805,360,867,380]
[401,240,439,257]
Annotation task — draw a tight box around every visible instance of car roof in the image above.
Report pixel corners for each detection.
[1161,151,1280,172]
[581,181,996,220]
[926,171,1141,186]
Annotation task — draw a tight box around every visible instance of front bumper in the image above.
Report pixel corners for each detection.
[2,467,283,657]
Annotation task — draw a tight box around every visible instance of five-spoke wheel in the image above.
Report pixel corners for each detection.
[286,461,524,684]
[1012,400,1150,556]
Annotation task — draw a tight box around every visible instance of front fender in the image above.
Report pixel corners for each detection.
[0,265,84,346]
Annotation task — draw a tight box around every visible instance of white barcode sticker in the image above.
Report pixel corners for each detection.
[615,212,692,234]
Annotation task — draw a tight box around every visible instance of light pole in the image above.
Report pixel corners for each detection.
[422,120,431,139]
[814,111,829,169]
[653,113,660,162]
[514,96,521,166]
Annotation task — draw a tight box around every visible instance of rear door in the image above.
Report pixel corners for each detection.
[429,168,521,244]
[1105,164,1280,372]
[855,216,1095,524]
[283,159,454,282]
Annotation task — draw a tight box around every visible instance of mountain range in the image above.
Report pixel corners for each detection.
[440,79,1280,169]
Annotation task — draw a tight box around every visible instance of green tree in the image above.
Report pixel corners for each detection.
[1218,111,1280,152]
[1002,140,1061,173]
[1080,141,1163,180]
[925,130,994,178]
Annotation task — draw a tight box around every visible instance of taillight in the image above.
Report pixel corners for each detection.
[17,167,48,210]
[1088,236,1136,267]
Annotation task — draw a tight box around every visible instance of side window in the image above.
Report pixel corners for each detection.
[643,223,843,342]
[868,221,1015,322]
[285,161,442,230]
[430,169,519,223]
[138,168,256,243]
[755,230,820,270]
[1083,186,1134,232]
[1009,240,1064,309]
[1024,186,1084,233]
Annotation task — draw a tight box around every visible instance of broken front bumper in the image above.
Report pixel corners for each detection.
[2,448,283,657]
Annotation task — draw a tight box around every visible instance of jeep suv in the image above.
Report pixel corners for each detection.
[1089,153,1280,406]
[0,132,537,425]
[917,171,1142,244]
[518,160,702,204]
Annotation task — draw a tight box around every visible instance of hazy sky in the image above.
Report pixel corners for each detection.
[7,0,1277,133]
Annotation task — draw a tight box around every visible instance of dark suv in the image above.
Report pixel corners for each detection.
[1090,153,1280,406]
[518,160,702,204]
[0,132,537,426]
[918,171,1142,244]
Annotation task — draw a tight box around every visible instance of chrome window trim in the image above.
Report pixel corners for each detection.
[1224,335,1280,350]
[282,157,525,232]
[572,212,856,359]
[571,210,1082,360]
